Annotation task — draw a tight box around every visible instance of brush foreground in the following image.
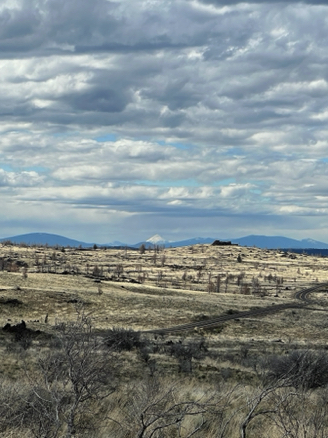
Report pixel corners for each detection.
[1,242,328,437]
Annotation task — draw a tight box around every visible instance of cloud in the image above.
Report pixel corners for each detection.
[199,0,328,5]
[0,169,45,187]
[1,0,328,242]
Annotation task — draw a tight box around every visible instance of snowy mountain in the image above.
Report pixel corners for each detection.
[146,234,168,244]
[2,232,328,250]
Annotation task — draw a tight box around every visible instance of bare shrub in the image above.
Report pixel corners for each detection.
[265,350,328,390]
[0,313,117,438]
[271,386,328,438]
[105,327,143,352]
[111,377,237,438]
[0,380,29,435]
[92,264,102,277]
[169,339,207,373]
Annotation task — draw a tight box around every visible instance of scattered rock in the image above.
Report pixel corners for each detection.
[2,320,41,343]
[0,298,23,307]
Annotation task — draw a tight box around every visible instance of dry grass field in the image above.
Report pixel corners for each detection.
[1,241,328,437]
[1,241,327,333]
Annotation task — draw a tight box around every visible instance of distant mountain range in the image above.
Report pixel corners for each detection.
[139,235,328,250]
[1,232,328,250]
[0,233,93,247]
[230,235,328,249]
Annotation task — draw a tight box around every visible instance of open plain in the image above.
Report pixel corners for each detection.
[1,241,328,437]
[1,241,328,334]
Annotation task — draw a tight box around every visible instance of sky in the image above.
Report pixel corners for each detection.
[1,0,328,244]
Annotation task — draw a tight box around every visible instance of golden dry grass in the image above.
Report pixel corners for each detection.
[1,243,328,338]
[0,245,328,438]
[2,243,328,437]
[0,242,327,376]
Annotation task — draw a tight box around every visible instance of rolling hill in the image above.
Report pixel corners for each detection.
[2,232,328,250]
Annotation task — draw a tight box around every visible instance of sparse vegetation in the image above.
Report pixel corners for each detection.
[0,242,328,436]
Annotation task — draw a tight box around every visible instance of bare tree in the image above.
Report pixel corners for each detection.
[160,253,166,267]
[156,270,163,286]
[237,272,245,286]
[21,313,116,438]
[115,264,124,278]
[225,273,229,293]
[196,267,203,283]
[216,274,221,293]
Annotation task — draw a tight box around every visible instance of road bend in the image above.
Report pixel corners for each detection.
[144,282,328,335]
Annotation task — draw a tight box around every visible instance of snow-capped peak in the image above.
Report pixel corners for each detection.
[146,234,166,244]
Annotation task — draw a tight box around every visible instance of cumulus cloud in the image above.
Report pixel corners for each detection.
[0,169,44,187]
[1,0,328,242]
